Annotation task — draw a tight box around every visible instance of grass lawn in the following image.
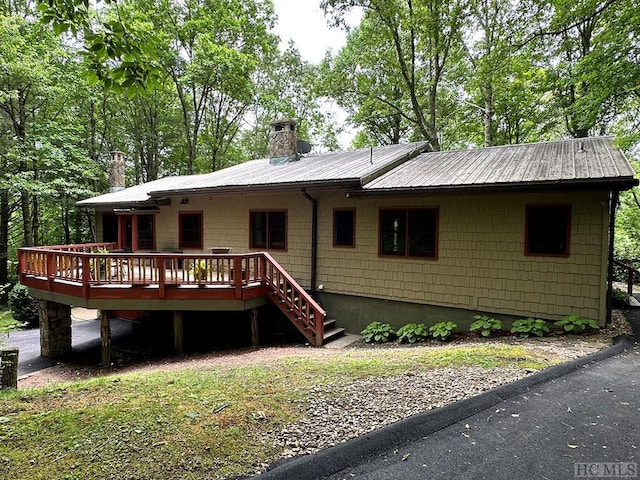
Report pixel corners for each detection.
[0,308,21,333]
[0,345,557,479]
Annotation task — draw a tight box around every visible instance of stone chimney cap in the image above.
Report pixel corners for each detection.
[269,119,298,164]
[269,119,297,133]
[109,150,126,193]
[269,119,297,126]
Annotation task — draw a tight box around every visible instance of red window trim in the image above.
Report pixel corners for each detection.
[179,211,204,250]
[378,207,439,260]
[333,208,356,248]
[524,203,571,258]
[249,209,288,251]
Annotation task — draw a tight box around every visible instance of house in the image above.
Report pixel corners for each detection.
[19,120,638,364]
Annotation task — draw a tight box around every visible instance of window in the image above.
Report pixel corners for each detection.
[102,213,118,244]
[379,208,438,258]
[334,209,355,247]
[179,212,203,249]
[137,215,155,250]
[526,204,571,256]
[250,211,287,250]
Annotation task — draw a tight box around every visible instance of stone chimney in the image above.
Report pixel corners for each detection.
[109,150,125,193]
[269,119,298,165]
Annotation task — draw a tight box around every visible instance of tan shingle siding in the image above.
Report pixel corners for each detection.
[316,189,608,324]
[103,187,609,324]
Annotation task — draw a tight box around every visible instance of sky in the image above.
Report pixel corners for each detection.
[271,1,363,148]
[271,1,362,64]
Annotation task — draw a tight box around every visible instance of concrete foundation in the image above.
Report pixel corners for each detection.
[39,300,72,358]
[316,292,523,334]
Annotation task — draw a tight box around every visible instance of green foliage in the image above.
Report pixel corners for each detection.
[0,309,21,333]
[614,174,640,275]
[0,345,549,479]
[428,321,458,342]
[471,315,503,337]
[8,284,39,327]
[612,288,630,306]
[510,317,549,338]
[189,259,211,280]
[554,314,598,334]
[396,323,428,344]
[360,321,396,343]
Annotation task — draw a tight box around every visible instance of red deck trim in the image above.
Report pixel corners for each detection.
[18,244,324,344]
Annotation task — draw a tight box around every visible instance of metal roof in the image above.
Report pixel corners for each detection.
[149,142,429,197]
[76,175,201,208]
[361,137,637,193]
[76,137,636,208]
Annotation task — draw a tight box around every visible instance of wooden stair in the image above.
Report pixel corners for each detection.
[262,253,344,346]
[322,318,346,344]
[267,286,345,345]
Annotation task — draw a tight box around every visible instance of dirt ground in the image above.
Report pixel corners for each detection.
[17,310,635,389]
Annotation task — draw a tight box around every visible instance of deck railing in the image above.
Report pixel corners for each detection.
[18,243,326,344]
[262,252,326,346]
[613,259,640,296]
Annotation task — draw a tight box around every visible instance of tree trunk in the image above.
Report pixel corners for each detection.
[0,188,9,296]
[32,195,39,246]
[484,83,494,147]
[21,190,32,246]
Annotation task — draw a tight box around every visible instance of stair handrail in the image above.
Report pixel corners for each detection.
[261,252,326,346]
[613,259,640,296]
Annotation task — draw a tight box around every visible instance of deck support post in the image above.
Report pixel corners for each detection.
[100,310,111,368]
[173,311,184,354]
[250,308,259,347]
[38,300,71,359]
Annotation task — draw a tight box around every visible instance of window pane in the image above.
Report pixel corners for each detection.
[334,210,355,247]
[380,210,406,255]
[527,205,570,255]
[250,212,267,248]
[180,214,202,249]
[137,215,154,249]
[268,211,286,249]
[102,214,118,244]
[408,209,437,257]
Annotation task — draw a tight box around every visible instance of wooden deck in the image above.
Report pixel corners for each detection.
[18,243,327,346]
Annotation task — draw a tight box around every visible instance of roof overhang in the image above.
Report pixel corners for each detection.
[346,178,639,198]
[149,180,362,198]
[76,197,171,210]
[113,207,161,215]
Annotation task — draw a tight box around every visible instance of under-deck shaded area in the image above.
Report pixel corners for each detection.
[18,244,343,365]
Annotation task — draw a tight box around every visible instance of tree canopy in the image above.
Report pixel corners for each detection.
[0,0,639,286]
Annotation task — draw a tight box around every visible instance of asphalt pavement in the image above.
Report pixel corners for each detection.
[258,312,640,480]
[4,315,133,376]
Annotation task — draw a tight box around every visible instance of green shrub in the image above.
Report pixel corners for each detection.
[510,317,549,338]
[8,283,39,327]
[361,321,396,343]
[471,315,503,337]
[554,314,598,334]
[612,288,630,307]
[396,323,428,344]
[428,321,458,341]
